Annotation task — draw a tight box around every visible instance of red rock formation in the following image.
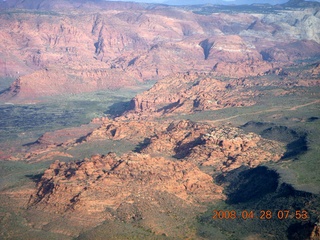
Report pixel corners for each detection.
[260,40,320,62]
[140,120,284,172]
[25,118,285,233]
[125,65,320,118]
[0,64,135,101]
[22,118,285,169]
[83,119,166,142]
[1,4,319,102]
[29,152,224,220]
[311,222,320,240]
[128,72,258,117]
[311,225,320,240]
[20,114,287,237]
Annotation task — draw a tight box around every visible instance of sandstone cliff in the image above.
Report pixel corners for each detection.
[127,68,320,117]
[1,3,320,101]
[129,72,257,116]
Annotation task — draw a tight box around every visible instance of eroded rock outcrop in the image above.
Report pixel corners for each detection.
[29,152,224,219]
[311,222,320,240]
[25,117,286,235]
[1,4,320,102]
[125,66,320,118]
[140,120,284,172]
[26,119,285,171]
[128,72,259,117]
[83,119,166,142]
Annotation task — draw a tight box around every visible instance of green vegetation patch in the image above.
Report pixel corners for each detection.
[0,160,51,191]
[76,220,171,240]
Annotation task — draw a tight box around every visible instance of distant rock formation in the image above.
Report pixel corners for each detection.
[1,3,320,102]
[126,69,320,118]
[129,72,256,117]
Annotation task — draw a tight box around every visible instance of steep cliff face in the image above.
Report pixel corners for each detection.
[1,3,320,101]
[0,64,134,101]
[129,72,251,115]
[262,8,320,43]
[127,63,320,117]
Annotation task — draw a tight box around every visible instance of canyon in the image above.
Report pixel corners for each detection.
[0,0,320,102]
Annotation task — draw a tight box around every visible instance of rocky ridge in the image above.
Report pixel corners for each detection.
[27,119,284,217]
[129,72,256,116]
[83,119,166,142]
[1,1,319,238]
[28,119,285,171]
[0,3,320,102]
[140,120,284,172]
[126,68,320,118]
[31,152,225,210]
[28,152,224,236]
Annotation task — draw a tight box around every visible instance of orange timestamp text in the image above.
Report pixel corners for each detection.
[212,209,309,220]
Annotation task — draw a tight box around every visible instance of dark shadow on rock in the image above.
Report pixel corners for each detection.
[104,101,133,117]
[307,116,319,122]
[219,166,279,204]
[240,121,308,160]
[173,137,204,159]
[260,50,273,62]
[133,138,151,153]
[281,135,308,159]
[199,39,214,60]
[276,182,314,199]
[287,222,314,240]
[22,141,38,147]
[25,173,43,183]
[198,166,319,239]
[0,86,10,95]
[157,101,181,114]
[75,135,88,144]
[216,166,315,205]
